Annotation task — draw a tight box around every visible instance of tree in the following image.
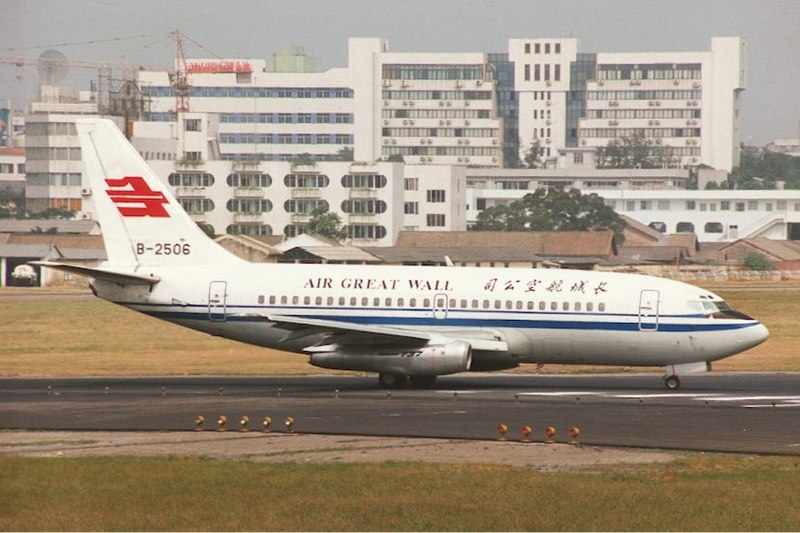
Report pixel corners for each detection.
[729,150,800,189]
[743,252,774,271]
[26,207,75,220]
[522,140,546,169]
[337,147,354,162]
[307,206,347,241]
[472,186,627,243]
[596,134,675,169]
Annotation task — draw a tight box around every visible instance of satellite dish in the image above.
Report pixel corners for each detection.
[37,49,69,86]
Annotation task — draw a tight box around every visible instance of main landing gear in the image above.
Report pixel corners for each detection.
[378,373,437,389]
[664,374,681,390]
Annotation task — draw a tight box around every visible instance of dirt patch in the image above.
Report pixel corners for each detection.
[0,430,681,471]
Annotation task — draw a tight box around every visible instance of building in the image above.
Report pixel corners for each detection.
[508,37,746,171]
[0,146,26,197]
[468,187,800,242]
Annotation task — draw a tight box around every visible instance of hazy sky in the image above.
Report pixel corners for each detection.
[3,0,799,143]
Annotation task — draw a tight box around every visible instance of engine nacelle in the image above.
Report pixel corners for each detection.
[309,341,472,376]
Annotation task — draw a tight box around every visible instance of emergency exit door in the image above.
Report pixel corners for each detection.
[638,289,659,331]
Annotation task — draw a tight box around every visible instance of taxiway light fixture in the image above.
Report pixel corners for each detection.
[194,415,205,431]
[497,423,508,441]
[285,416,295,433]
[217,415,227,431]
[262,416,272,432]
[569,427,581,445]
[240,415,250,432]
[521,425,533,443]
[544,426,556,444]
[161,386,167,397]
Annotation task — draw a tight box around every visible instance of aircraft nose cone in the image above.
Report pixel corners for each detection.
[743,322,769,351]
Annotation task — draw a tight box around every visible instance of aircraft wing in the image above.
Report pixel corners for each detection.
[252,313,508,352]
[30,261,161,286]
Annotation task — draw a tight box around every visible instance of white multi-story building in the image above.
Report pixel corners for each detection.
[509,37,746,171]
[468,187,800,242]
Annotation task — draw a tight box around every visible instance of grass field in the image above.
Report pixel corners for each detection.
[0,285,798,376]
[2,454,800,531]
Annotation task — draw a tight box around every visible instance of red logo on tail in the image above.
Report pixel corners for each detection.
[105,177,170,218]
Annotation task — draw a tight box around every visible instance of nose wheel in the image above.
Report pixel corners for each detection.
[664,375,681,390]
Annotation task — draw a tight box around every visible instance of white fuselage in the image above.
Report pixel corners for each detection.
[93,262,769,370]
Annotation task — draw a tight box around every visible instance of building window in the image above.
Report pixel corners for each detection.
[524,64,530,81]
[404,178,419,191]
[676,222,695,233]
[705,222,724,233]
[686,200,696,210]
[426,189,446,203]
[648,221,667,233]
[525,43,531,54]
[426,214,446,227]
[404,202,418,215]
[184,118,201,132]
[720,201,731,210]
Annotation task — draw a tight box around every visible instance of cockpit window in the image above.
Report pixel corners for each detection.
[704,299,753,320]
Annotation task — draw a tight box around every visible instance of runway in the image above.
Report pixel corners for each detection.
[2,373,800,455]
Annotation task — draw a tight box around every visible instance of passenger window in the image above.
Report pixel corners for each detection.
[423,298,431,307]
[361,297,368,306]
[575,302,582,311]
[327,297,334,306]
[550,301,558,311]
[410,298,417,307]
[350,297,357,306]
[450,299,457,308]
[304,296,311,305]
[385,298,392,307]
[398,298,405,307]
[281,296,288,305]
[599,302,606,312]
[527,301,534,310]
[494,300,502,309]
[373,297,380,307]
[338,297,345,306]
[587,302,594,312]
[292,296,299,305]
[483,300,490,309]
[472,299,478,308]
[505,300,513,310]
[460,299,467,308]
[539,301,546,311]
[562,302,569,311]
[516,301,523,310]
[258,295,265,304]
[315,296,322,305]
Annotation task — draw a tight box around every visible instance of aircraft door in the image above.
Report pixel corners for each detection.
[208,281,228,322]
[433,293,448,320]
[638,289,659,331]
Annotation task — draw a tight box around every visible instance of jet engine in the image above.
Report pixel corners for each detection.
[309,340,472,376]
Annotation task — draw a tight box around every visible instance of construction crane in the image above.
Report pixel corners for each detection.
[169,30,190,115]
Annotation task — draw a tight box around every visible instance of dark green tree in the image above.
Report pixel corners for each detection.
[337,147,354,161]
[307,206,347,241]
[522,140,546,169]
[596,134,675,169]
[743,252,774,271]
[472,186,626,243]
[729,149,800,189]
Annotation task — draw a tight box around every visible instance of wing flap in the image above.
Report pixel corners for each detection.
[241,313,508,352]
[30,261,160,286]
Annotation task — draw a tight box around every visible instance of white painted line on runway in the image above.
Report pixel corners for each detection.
[514,391,602,397]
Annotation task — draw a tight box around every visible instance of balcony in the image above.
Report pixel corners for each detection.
[175,186,206,197]
[233,187,264,198]
[291,213,312,224]
[290,187,322,199]
[348,188,379,199]
[233,213,263,222]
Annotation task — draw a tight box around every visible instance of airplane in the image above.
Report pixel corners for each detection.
[35,118,769,390]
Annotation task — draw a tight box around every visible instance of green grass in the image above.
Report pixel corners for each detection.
[2,455,800,531]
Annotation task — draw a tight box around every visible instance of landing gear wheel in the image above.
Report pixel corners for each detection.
[664,375,681,390]
[378,373,407,389]
[409,375,437,388]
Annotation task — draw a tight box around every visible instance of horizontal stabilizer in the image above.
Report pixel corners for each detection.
[30,261,160,286]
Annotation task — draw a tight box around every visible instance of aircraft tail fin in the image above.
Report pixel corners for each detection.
[76,118,240,268]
